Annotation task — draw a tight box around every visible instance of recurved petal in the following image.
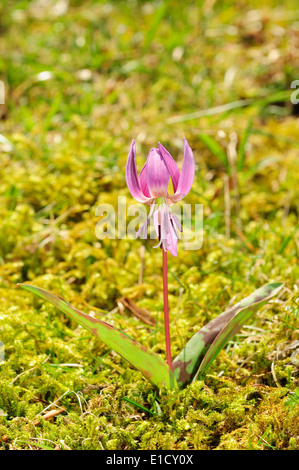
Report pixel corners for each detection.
[136,218,149,239]
[165,212,178,257]
[169,138,195,203]
[126,140,152,203]
[158,142,180,194]
[138,163,151,198]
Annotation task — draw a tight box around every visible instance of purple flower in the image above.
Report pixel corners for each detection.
[126,139,195,256]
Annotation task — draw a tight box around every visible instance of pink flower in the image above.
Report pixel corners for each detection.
[126,139,195,256]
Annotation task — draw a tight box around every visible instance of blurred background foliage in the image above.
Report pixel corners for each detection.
[0,0,298,450]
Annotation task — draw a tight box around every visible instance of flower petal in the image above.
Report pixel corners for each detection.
[165,213,178,257]
[171,212,183,232]
[158,142,180,194]
[136,218,149,239]
[169,138,195,203]
[146,148,170,198]
[138,163,151,198]
[126,140,152,204]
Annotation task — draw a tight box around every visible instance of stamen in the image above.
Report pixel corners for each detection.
[172,213,182,232]
[136,196,179,256]
[170,219,179,239]
[153,224,163,248]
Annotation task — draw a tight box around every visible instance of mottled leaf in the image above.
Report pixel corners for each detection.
[173,283,283,388]
[18,284,177,390]
[196,282,284,379]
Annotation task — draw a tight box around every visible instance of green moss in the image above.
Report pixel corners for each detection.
[0,0,298,450]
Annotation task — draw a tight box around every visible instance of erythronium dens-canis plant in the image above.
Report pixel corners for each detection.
[18,139,284,391]
[126,138,195,371]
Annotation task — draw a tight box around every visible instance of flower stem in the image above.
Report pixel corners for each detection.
[162,248,173,371]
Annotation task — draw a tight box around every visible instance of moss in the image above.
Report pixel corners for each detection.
[0,0,298,450]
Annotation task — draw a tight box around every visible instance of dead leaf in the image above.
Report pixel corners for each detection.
[118,297,155,327]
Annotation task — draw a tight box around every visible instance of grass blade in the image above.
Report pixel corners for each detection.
[199,134,229,170]
[237,117,253,171]
[122,397,155,415]
[167,99,253,124]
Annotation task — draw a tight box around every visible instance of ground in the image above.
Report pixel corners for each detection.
[0,0,298,450]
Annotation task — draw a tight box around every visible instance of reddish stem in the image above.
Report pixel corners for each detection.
[162,249,173,371]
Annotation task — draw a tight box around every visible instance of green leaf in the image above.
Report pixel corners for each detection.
[173,282,283,388]
[18,284,177,390]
